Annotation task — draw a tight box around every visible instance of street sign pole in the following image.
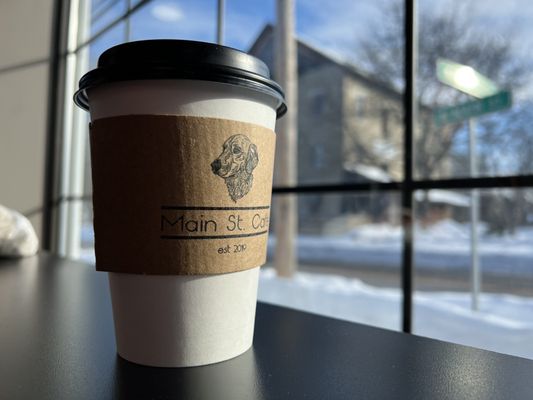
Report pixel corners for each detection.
[435,60,501,313]
[469,118,481,311]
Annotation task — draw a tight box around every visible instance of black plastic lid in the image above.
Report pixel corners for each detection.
[74,39,287,118]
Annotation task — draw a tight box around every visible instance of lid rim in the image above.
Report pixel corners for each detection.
[74,73,287,118]
[74,40,287,118]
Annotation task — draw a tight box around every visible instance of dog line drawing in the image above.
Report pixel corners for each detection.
[211,134,259,202]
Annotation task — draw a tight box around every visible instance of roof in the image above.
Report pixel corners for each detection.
[344,162,469,207]
[415,190,470,207]
[344,162,392,183]
[249,24,402,101]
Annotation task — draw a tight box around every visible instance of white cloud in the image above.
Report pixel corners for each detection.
[131,1,215,43]
[150,3,184,22]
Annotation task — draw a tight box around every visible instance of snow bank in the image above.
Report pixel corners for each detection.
[258,268,533,359]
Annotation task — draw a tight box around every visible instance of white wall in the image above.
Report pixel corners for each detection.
[0,0,55,240]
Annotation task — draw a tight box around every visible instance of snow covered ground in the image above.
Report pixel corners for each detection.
[258,268,533,360]
[80,219,533,359]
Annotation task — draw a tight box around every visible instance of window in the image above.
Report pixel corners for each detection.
[310,91,326,115]
[355,96,367,117]
[51,0,533,360]
[381,108,390,139]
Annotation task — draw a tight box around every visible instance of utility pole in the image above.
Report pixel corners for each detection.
[217,0,225,45]
[274,0,298,277]
[125,0,132,41]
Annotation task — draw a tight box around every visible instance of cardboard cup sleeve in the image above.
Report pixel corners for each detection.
[89,115,276,275]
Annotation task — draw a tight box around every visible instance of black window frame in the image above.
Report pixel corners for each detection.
[272,0,533,333]
[42,0,533,334]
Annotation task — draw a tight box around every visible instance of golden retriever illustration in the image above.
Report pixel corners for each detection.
[211,134,259,202]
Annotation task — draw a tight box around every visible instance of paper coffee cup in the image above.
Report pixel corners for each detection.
[74,40,286,367]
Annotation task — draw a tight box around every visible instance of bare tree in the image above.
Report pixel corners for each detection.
[476,102,533,233]
[356,0,530,179]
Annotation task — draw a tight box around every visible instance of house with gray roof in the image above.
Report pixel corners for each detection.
[250,25,454,232]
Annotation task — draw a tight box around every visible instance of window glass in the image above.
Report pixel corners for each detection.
[129,0,217,42]
[260,192,402,331]
[225,0,274,51]
[80,22,128,260]
[70,0,533,361]
[89,21,127,68]
[90,0,127,35]
[246,1,404,186]
[414,0,533,179]
[414,188,533,359]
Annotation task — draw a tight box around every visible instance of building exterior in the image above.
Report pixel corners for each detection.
[251,25,461,233]
[250,25,406,232]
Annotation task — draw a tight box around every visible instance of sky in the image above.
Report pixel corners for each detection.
[88,0,533,90]
[89,0,383,67]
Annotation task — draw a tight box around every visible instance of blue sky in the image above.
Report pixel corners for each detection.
[88,0,533,98]
[85,0,533,177]
[89,0,378,67]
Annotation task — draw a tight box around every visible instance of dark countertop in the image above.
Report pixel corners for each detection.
[1,253,532,399]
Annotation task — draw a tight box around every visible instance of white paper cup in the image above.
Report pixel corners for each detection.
[75,41,285,367]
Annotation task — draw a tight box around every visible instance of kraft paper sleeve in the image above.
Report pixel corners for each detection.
[89,115,276,275]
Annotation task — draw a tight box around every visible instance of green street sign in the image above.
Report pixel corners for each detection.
[433,90,512,126]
